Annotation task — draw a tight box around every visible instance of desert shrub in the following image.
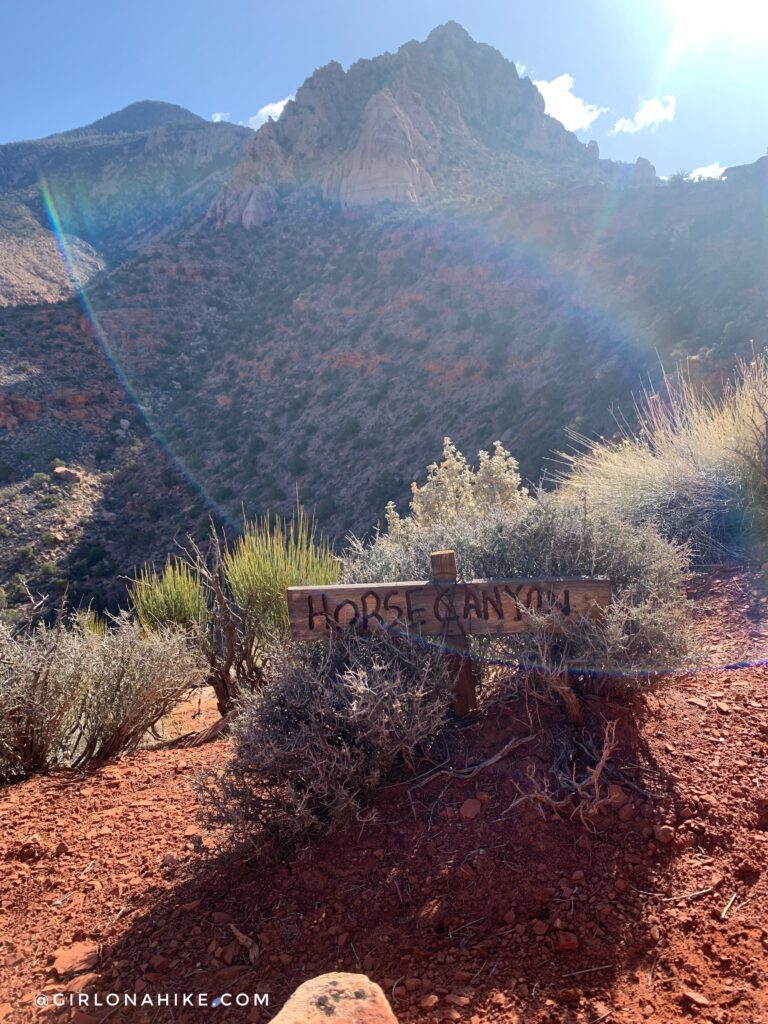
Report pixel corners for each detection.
[132,510,338,714]
[0,617,202,781]
[344,438,695,680]
[131,557,207,631]
[201,632,452,848]
[223,508,339,643]
[559,359,768,562]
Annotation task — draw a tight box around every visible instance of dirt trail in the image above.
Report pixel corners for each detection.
[1,569,767,1023]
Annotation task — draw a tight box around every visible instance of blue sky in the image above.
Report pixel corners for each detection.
[3,0,767,176]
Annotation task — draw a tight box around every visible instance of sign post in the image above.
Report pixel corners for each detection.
[286,551,611,716]
[429,549,477,716]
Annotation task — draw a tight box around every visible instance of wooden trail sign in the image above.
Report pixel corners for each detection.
[287,550,612,715]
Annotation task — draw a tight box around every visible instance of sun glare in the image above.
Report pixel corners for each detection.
[666,0,768,53]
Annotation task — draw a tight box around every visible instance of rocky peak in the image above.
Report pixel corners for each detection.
[208,23,623,228]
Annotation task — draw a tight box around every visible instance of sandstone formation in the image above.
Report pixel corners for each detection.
[206,21,620,228]
[271,973,398,1024]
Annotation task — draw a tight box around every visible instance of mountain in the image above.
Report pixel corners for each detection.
[0,24,766,614]
[210,21,640,228]
[0,101,252,305]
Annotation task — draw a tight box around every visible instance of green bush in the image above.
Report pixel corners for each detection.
[200,632,452,848]
[131,510,338,714]
[130,558,207,631]
[223,508,339,644]
[0,617,202,781]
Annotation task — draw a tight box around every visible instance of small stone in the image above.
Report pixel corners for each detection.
[654,824,675,845]
[65,973,99,993]
[445,994,470,1006]
[459,798,482,821]
[716,702,731,714]
[404,978,421,992]
[420,993,440,1010]
[53,465,82,483]
[556,987,580,1003]
[212,911,232,924]
[571,870,585,882]
[162,853,177,867]
[682,989,711,1007]
[52,942,99,977]
[532,920,549,937]
[618,802,635,822]
[554,931,579,953]
[503,909,516,924]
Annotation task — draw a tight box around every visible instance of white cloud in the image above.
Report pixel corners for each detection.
[248,96,292,130]
[515,61,527,77]
[532,74,608,132]
[211,111,231,123]
[610,95,676,135]
[687,162,726,181]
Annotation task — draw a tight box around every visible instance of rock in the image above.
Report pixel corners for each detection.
[324,89,436,210]
[53,465,82,483]
[52,941,99,977]
[119,418,130,430]
[556,987,580,1003]
[271,973,398,1023]
[554,931,579,953]
[420,993,440,1010]
[654,824,675,845]
[618,802,635,823]
[445,994,470,1006]
[65,973,100,993]
[532,920,549,937]
[631,156,657,186]
[459,798,482,820]
[682,989,711,1007]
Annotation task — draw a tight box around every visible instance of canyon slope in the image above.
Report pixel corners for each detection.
[0,23,766,612]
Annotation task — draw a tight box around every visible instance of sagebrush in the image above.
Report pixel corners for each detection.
[345,437,695,680]
[0,617,203,780]
[200,632,452,848]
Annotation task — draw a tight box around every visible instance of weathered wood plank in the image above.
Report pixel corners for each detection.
[429,550,477,716]
[287,577,612,641]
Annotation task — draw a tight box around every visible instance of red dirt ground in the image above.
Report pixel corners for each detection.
[2,568,768,1024]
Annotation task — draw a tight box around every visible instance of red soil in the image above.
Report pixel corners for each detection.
[2,569,768,1024]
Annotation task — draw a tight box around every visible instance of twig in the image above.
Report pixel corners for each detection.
[588,1012,613,1024]
[449,916,485,938]
[561,964,612,979]
[720,893,737,920]
[660,886,713,903]
[391,977,404,1002]
[409,733,536,788]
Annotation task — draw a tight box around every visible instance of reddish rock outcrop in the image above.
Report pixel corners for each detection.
[271,973,398,1024]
